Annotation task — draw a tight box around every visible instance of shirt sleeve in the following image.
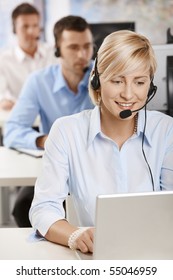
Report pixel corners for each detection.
[29,119,69,236]
[160,123,173,190]
[3,74,44,149]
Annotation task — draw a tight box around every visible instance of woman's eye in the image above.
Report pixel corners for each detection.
[112,80,123,84]
[136,81,145,85]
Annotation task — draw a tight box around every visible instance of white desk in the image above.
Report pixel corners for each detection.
[0,228,77,260]
[0,147,42,224]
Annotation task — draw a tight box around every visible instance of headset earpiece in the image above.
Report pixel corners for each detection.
[55,47,60,57]
[13,22,16,34]
[90,73,100,90]
[90,56,100,90]
[147,80,157,98]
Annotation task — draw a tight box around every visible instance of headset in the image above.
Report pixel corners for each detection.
[147,80,157,99]
[90,56,157,99]
[13,22,16,34]
[55,47,61,57]
[90,56,100,90]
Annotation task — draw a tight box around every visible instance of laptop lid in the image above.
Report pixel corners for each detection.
[92,191,173,260]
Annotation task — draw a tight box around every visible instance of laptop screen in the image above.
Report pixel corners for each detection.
[92,191,173,259]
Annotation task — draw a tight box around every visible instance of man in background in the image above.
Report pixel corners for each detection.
[4,15,95,227]
[0,2,57,110]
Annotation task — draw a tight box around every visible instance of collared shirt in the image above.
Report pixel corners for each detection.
[4,63,94,149]
[0,42,58,101]
[29,106,173,236]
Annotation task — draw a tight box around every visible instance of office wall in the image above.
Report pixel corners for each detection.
[44,0,70,44]
[1,0,172,46]
[45,0,173,45]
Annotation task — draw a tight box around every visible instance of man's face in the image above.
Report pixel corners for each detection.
[59,29,94,75]
[14,14,40,51]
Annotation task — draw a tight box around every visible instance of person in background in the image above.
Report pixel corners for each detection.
[0,2,57,111]
[29,30,173,254]
[4,15,95,227]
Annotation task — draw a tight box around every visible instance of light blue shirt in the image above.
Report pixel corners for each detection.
[4,63,94,149]
[29,106,173,236]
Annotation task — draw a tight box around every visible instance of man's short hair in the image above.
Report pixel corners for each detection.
[53,15,91,46]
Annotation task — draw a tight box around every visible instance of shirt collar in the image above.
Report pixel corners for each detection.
[53,65,68,93]
[137,110,152,147]
[53,60,94,94]
[88,106,101,146]
[14,43,45,62]
[87,107,152,147]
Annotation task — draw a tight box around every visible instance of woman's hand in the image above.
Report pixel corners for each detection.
[45,220,94,254]
[75,227,94,253]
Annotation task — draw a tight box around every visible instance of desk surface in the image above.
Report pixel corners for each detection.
[0,228,77,260]
[0,146,42,186]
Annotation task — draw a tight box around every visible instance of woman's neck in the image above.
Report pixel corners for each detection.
[100,109,138,149]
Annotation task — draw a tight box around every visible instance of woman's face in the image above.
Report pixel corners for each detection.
[100,70,151,120]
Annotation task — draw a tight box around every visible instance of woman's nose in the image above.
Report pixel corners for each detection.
[120,85,134,100]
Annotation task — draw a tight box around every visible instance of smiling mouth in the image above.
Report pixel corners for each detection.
[116,102,134,109]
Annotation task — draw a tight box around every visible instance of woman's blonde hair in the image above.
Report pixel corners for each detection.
[89,30,157,105]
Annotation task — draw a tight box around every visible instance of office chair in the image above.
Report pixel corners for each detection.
[65,195,79,226]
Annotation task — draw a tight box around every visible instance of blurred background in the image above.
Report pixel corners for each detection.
[0,0,172,48]
[1,0,172,113]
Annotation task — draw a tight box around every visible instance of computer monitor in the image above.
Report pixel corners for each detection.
[90,22,135,51]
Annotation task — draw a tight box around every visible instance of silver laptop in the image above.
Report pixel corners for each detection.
[76,191,173,260]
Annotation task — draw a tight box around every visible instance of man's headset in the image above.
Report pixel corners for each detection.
[90,56,157,99]
[13,22,16,34]
[55,47,61,57]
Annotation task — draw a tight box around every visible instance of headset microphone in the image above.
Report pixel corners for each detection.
[83,66,89,73]
[119,104,146,119]
[119,83,157,119]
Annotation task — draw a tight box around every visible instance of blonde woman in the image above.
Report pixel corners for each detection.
[30,30,173,254]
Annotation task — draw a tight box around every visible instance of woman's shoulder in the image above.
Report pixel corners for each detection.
[147,110,173,132]
[54,109,94,128]
[147,110,173,121]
